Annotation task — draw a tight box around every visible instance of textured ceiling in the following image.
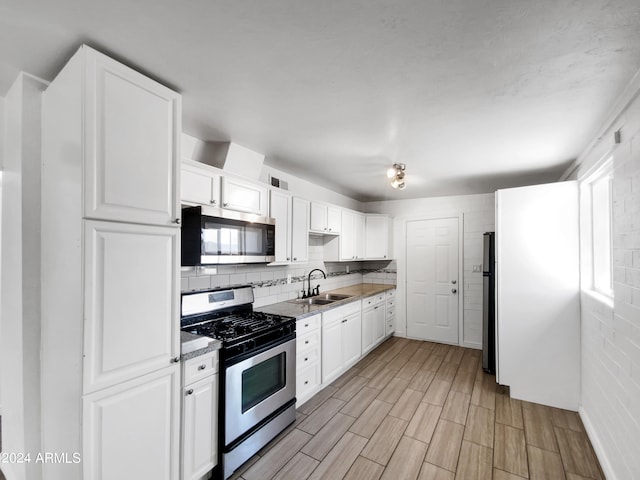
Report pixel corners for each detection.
[2,0,640,201]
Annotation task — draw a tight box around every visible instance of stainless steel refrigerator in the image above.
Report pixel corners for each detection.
[482,232,495,374]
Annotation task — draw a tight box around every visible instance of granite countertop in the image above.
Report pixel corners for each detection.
[256,283,396,320]
[180,331,222,361]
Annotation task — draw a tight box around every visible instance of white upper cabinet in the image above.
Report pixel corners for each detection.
[365,215,390,260]
[269,189,293,264]
[310,203,341,234]
[83,220,180,394]
[221,176,268,216]
[83,47,181,226]
[181,162,221,206]
[336,209,364,260]
[291,197,310,263]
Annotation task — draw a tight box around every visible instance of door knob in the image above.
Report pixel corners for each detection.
[452,288,457,294]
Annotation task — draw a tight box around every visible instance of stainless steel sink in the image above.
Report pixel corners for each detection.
[287,298,335,305]
[286,293,352,306]
[319,294,352,301]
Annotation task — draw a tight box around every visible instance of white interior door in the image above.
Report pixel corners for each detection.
[406,218,459,343]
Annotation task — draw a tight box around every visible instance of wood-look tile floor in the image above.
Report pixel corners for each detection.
[231,337,604,480]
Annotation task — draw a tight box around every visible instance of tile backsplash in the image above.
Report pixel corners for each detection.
[181,237,396,307]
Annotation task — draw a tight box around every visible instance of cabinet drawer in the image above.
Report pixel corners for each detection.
[323,301,360,323]
[362,294,385,308]
[183,351,218,385]
[386,289,396,299]
[297,329,320,352]
[296,315,320,335]
[297,346,320,369]
[296,362,321,399]
[386,308,395,319]
[386,298,395,309]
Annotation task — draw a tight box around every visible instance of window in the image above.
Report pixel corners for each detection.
[584,160,613,297]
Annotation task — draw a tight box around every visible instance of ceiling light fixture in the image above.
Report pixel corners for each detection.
[387,163,406,190]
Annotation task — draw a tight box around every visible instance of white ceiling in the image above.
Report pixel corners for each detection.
[2,1,640,201]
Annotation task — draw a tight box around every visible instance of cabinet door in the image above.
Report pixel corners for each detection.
[354,213,365,260]
[84,220,179,393]
[291,197,310,263]
[83,365,180,480]
[322,317,343,383]
[340,210,355,260]
[365,215,389,259]
[372,304,386,345]
[84,47,180,226]
[221,176,267,216]
[361,307,374,355]
[182,375,218,480]
[309,203,327,233]
[269,190,292,263]
[181,165,220,206]
[342,312,362,366]
[326,205,341,234]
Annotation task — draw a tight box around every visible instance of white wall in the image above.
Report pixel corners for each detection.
[567,77,640,479]
[1,73,47,480]
[365,193,495,347]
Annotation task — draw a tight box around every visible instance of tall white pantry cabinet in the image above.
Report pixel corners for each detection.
[41,46,182,480]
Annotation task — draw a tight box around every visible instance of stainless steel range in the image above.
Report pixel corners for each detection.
[181,286,296,479]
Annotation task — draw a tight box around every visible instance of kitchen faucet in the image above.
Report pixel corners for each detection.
[304,268,326,298]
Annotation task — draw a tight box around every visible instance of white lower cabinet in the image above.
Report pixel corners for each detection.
[296,314,322,406]
[83,365,180,480]
[321,302,362,384]
[386,289,396,336]
[362,294,386,355]
[181,351,219,480]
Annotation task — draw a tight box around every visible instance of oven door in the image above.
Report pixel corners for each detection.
[224,338,296,445]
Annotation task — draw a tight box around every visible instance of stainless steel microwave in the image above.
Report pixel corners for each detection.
[181,206,275,265]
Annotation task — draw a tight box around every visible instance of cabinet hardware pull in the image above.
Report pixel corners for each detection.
[186,389,194,395]
[172,218,181,225]
[304,381,309,385]
[342,319,347,323]
[452,280,457,284]
[293,257,297,261]
[305,340,309,344]
[304,323,309,327]
[304,357,308,361]
[172,356,180,363]
[287,257,290,261]
[198,364,206,370]
[223,202,229,207]
[210,199,217,205]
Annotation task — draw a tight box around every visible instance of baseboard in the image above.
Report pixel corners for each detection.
[579,406,617,480]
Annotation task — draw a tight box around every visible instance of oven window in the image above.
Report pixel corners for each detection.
[241,352,286,413]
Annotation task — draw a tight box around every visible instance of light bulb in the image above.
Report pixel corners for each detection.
[386,167,397,179]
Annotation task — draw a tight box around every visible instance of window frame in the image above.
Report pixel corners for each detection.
[582,158,614,299]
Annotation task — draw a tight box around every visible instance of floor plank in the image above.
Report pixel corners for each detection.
[236,337,603,480]
[425,420,465,472]
[554,427,602,480]
[527,445,566,480]
[441,390,471,425]
[343,456,385,480]
[271,452,319,480]
[463,405,495,448]
[380,436,429,480]
[307,432,368,480]
[405,402,443,444]
[454,441,493,480]
[360,415,408,465]
[493,423,529,478]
